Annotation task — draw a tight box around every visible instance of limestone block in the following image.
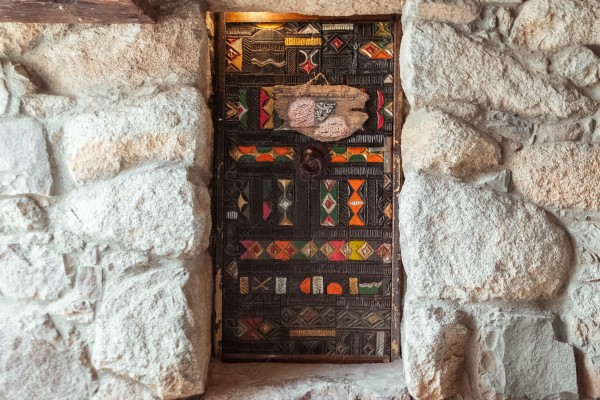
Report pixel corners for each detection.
[63,87,212,183]
[92,259,212,399]
[60,164,211,257]
[0,24,67,57]
[478,313,578,399]
[206,0,402,16]
[22,3,208,96]
[0,312,95,400]
[571,264,600,316]
[402,302,470,400]
[552,46,600,87]
[402,110,501,178]
[400,20,596,121]
[536,122,584,143]
[92,374,158,400]
[510,0,600,52]
[580,354,600,399]
[22,93,76,118]
[0,117,52,195]
[0,196,46,232]
[511,143,600,210]
[101,250,150,275]
[474,170,511,193]
[403,0,480,24]
[0,239,70,301]
[399,173,572,302]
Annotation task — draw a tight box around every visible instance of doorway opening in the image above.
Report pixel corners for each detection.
[212,12,403,362]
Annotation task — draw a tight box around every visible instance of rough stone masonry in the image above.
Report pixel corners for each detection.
[1,0,600,399]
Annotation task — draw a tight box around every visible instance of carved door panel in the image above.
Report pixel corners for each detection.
[215,15,399,361]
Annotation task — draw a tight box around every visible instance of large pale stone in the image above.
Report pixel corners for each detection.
[92,260,212,399]
[22,3,207,96]
[552,46,600,88]
[510,0,600,52]
[0,239,70,301]
[0,196,45,232]
[60,164,210,257]
[478,313,578,399]
[571,264,600,315]
[22,93,76,118]
[399,173,572,301]
[400,20,596,120]
[92,374,158,400]
[502,316,577,398]
[402,302,469,400]
[63,87,212,183]
[206,0,402,15]
[511,143,600,210]
[0,312,95,400]
[204,359,407,400]
[402,110,500,178]
[0,117,52,195]
[403,0,480,24]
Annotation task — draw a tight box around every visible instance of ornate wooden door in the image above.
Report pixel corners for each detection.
[214,14,400,362]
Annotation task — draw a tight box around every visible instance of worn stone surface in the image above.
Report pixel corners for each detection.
[399,173,572,302]
[511,143,600,210]
[502,316,577,398]
[474,170,511,193]
[91,261,212,399]
[0,117,52,195]
[536,122,584,143]
[22,93,76,118]
[400,20,596,120]
[402,109,501,178]
[403,302,469,400]
[0,197,45,232]
[0,312,95,400]
[92,374,158,400]
[204,359,407,400]
[510,0,600,52]
[478,313,578,399]
[63,87,212,183]
[60,164,210,257]
[552,46,600,87]
[206,0,402,15]
[22,3,207,96]
[0,238,70,301]
[404,0,480,24]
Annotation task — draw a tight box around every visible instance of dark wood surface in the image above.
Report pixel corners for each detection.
[0,0,156,23]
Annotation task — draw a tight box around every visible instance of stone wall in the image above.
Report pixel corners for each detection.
[400,0,600,399]
[0,1,214,399]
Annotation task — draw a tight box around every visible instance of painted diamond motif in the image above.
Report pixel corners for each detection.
[329,35,346,51]
[340,242,352,258]
[259,320,276,335]
[320,242,336,258]
[225,261,238,279]
[357,242,374,260]
[322,193,337,214]
[299,307,319,325]
[376,243,392,263]
[301,241,319,258]
[365,312,382,327]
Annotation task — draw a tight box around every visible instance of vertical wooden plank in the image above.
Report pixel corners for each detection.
[212,12,227,358]
[390,14,404,361]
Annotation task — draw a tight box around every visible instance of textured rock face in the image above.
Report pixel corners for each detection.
[22,4,206,96]
[478,313,578,399]
[92,374,158,400]
[552,46,600,87]
[206,0,402,15]
[0,197,45,232]
[400,20,596,120]
[511,143,600,210]
[63,87,212,183]
[400,173,572,302]
[403,302,470,400]
[0,117,52,195]
[405,0,480,24]
[0,313,95,400]
[402,110,501,178]
[61,165,211,257]
[510,0,600,52]
[92,262,212,399]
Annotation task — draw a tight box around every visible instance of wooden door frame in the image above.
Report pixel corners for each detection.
[211,12,404,361]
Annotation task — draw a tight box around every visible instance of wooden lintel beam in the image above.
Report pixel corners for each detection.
[0,0,157,23]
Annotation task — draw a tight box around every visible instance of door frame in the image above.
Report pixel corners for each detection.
[211,12,404,361]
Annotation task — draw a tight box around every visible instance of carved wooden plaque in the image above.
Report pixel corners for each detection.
[215,17,397,361]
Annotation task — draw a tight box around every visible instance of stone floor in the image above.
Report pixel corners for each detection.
[198,358,408,400]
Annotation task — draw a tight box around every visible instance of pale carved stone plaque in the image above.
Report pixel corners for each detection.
[272,84,370,142]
